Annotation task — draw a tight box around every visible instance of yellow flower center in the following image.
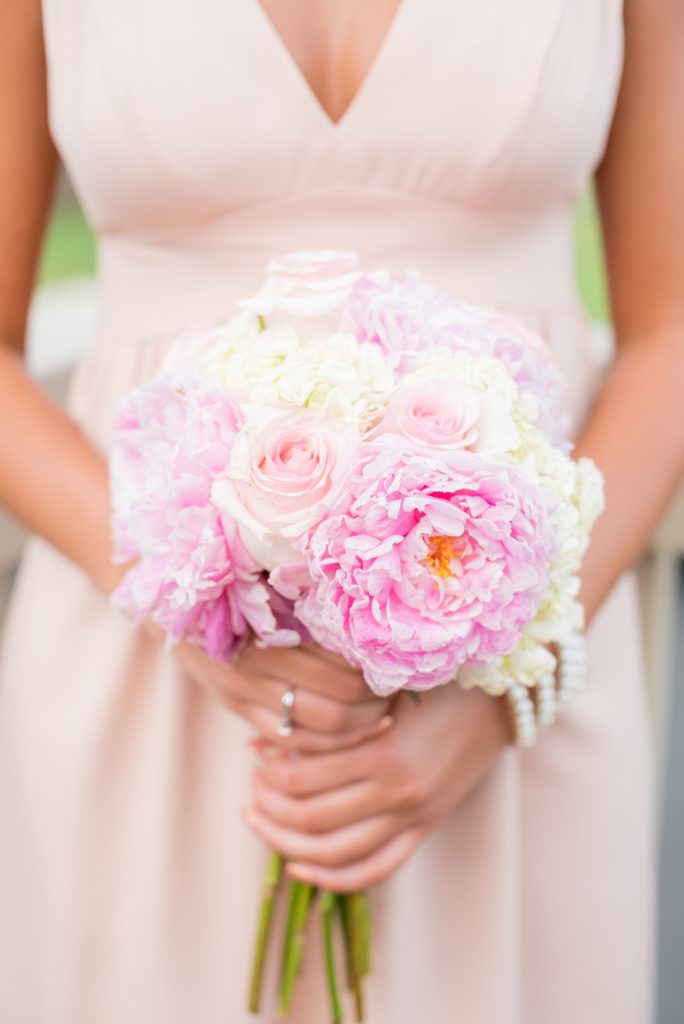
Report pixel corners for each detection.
[425,535,461,579]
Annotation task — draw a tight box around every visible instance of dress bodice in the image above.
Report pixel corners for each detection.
[40,0,624,434]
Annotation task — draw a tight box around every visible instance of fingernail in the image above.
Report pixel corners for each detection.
[287,863,314,883]
[241,806,258,828]
[377,715,393,733]
[250,740,279,760]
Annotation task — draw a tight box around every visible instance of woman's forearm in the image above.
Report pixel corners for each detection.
[573,326,684,624]
[0,343,121,594]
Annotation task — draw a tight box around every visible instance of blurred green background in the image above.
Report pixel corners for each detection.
[37,191,611,322]
[38,203,96,287]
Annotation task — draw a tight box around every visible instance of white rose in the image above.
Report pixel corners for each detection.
[238,250,362,318]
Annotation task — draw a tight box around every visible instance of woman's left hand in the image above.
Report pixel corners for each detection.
[244,681,511,892]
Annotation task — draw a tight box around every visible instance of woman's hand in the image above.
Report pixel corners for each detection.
[244,681,511,891]
[172,635,392,754]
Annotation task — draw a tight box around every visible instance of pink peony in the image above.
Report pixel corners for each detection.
[293,439,557,696]
[110,376,300,659]
[159,320,239,377]
[342,269,437,373]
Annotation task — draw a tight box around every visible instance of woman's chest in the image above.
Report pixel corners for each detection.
[254,0,404,126]
[42,0,624,235]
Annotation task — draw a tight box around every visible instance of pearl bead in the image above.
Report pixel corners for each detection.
[499,629,586,747]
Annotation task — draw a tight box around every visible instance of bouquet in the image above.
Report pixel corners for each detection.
[109,251,604,1020]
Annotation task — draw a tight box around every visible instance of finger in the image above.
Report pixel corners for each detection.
[286,827,425,893]
[223,666,390,735]
[304,644,361,674]
[243,805,400,868]
[179,642,385,733]
[255,734,386,797]
[238,644,372,704]
[229,696,392,754]
[252,774,387,834]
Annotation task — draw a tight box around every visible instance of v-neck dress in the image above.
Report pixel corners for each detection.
[0,2,655,1021]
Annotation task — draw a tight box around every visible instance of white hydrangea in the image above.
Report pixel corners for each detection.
[459,636,558,696]
[201,311,394,430]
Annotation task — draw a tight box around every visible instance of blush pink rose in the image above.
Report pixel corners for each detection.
[211,409,347,570]
[238,250,361,318]
[372,380,480,449]
[370,379,519,455]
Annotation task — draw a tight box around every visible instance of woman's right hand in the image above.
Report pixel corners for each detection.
[172,636,394,754]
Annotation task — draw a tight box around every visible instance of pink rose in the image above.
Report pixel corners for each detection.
[371,380,519,455]
[211,409,346,569]
[238,250,361,318]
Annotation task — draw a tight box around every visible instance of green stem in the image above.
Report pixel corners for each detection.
[337,894,354,992]
[358,893,372,978]
[321,892,343,1024]
[279,881,316,1015]
[247,850,284,1014]
[338,893,366,1021]
[278,879,301,1012]
[257,314,267,331]
[348,893,366,1021]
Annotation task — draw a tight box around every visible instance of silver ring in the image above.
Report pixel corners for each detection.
[277,687,296,737]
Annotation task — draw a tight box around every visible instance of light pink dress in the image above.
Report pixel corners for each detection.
[0,2,656,1021]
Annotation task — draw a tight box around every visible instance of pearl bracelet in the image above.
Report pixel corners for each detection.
[504,632,587,748]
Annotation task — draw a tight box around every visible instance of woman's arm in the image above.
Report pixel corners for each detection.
[0,0,119,593]
[577,0,684,623]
